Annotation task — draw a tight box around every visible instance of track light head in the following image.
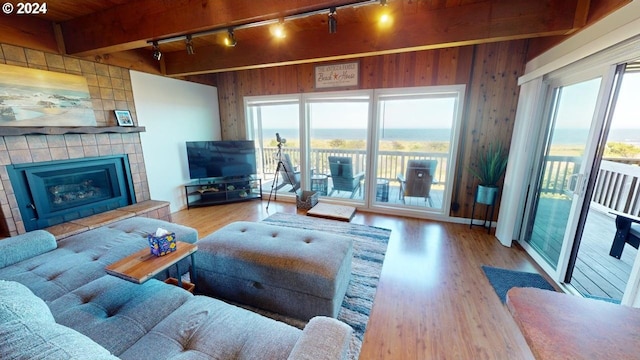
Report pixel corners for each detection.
[328,7,337,34]
[272,20,286,39]
[152,41,162,61]
[224,29,237,47]
[185,35,195,55]
[380,0,388,5]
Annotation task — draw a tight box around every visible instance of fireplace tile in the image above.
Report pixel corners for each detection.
[4,136,28,150]
[81,134,97,146]
[109,66,123,79]
[112,77,124,89]
[83,146,99,157]
[97,75,111,88]
[47,135,66,148]
[2,44,26,63]
[98,145,113,156]
[49,147,69,160]
[44,53,64,70]
[30,149,52,163]
[63,57,81,72]
[80,59,96,75]
[26,135,48,149]
[25,49,46,66]
[95,63,110,77]
[109,134,123,144]
[0,150,10,165]
[64,134,82,147]
[68,146,84,158]
[100,87,114,100]
[9,149,33,164]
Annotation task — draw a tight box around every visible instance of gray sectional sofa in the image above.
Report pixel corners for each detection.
[0,217,352,360]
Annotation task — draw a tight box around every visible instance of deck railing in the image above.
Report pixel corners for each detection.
[592,159,640,217]
[539,155,640,216]
[261,148,640,214]
[260,147,449,183]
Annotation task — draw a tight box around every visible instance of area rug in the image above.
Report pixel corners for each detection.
[482,265,556,304]
[262,212,391,360]
[306,202,356,222]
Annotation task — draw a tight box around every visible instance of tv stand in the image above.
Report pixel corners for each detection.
[184,177,262,209]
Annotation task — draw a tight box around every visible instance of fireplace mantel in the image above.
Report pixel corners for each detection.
[0,126,146,136]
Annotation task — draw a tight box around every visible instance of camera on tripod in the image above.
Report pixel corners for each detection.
[276,132,286,145]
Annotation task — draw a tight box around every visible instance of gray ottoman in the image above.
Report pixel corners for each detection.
[194,221,353,321]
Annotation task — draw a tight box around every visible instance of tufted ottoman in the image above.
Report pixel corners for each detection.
[194,221,353,321]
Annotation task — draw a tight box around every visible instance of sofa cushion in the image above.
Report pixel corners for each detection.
[49,275,192,356]
[0,230,56,269]
[0,319,119,360]
[119,296,302,360]
[0,217,198,303]
[0,280,54,324]
[0,279,118,360]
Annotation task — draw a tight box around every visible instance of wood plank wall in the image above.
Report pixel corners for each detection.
[194,40,528,219]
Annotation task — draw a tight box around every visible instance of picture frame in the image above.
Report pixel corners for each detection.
[114,110,134,127]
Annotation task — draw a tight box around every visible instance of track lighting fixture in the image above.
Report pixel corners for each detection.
[328,7,337,34]
[185,35,195,55]
[147,1,389,51]
[152,41,162,61]
[272,21,286,39]
[224,29,237,47]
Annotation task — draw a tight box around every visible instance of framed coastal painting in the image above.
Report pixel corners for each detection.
[0,63,96,126]
[114,110,134,126]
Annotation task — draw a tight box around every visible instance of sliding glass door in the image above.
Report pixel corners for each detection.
[245,85,464,215]
[246,96,302,196]
[306,92,371,202]
[373,87,463,214]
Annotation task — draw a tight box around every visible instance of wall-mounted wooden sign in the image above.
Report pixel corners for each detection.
[315,62,359,89]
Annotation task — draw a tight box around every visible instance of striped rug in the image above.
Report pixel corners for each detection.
[262,212,391,360]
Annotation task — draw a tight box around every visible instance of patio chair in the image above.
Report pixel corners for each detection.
[328,156,365,198]
[397,159,437,206]
[276,153,301,192]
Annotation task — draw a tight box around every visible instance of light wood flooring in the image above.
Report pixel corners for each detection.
[172,200,548,359]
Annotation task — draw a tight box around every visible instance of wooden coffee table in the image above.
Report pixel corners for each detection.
[106,241,197,287]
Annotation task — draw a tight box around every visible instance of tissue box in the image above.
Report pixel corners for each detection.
[147,232,177,257]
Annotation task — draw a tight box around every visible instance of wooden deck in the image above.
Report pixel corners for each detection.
[531,198,636,301]
[263,178,445,209]
[573,209,636,300]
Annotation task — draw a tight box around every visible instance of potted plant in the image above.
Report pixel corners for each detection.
[468,142,508,205]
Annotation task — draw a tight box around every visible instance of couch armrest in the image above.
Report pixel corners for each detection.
[287,316,352,360]
[0,230,57,269]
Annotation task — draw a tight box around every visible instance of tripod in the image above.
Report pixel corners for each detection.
[266,142,295,209]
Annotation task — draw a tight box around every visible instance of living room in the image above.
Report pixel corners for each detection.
[1,1,640,359]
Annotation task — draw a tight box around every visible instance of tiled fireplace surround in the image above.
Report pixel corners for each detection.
[0,43,152,237]
[0,133,150,236]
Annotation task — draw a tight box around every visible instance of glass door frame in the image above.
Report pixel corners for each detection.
[519,65,617,284]
[369,85,465,216]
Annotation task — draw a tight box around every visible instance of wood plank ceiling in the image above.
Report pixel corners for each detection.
[0,0,598,77]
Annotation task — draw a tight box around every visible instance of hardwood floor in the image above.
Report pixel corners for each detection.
[172,200,545,359]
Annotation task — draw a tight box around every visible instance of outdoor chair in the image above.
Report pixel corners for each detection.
[397,159,437,206]
[328,156,365,198]
[276,153,301,192]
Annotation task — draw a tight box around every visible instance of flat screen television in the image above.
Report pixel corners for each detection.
[186,140,257,179]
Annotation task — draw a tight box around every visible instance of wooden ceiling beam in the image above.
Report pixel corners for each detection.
[164,0,581,76]
[0,15,58,54]
[60,0,376,56]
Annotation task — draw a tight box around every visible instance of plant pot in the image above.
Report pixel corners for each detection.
[475,185,498,205]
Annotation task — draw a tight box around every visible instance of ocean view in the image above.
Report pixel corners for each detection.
[266,128,640,145]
